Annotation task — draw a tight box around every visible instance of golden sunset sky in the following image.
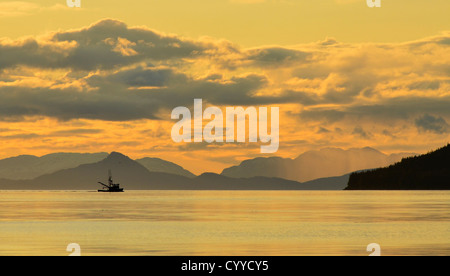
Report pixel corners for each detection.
[0,0,449,174]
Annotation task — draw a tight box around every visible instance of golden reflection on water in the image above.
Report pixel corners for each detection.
[0,190,449,256]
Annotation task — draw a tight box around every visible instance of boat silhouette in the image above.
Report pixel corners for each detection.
[98,170,124,192]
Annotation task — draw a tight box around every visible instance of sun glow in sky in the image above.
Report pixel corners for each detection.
[0,0,449,174]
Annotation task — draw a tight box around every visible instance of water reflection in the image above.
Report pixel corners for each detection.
[0,190,449,255]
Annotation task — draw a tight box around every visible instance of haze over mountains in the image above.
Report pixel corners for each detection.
[221,147,416,182]
[136,157,196,178]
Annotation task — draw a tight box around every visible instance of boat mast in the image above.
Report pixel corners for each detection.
[108,169,113,187]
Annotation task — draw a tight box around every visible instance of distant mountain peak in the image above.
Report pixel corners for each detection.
[360,147,382,153]
[101,152,136,165]
[198,172,224,178]
[107,151,130,159]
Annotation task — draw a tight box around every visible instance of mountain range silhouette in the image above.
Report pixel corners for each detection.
[1,145,446,190]
[0,152,312,190]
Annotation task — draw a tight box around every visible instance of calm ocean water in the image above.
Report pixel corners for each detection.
[0,190,448,256]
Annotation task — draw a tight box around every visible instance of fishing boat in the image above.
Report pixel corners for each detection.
[98,170,124,192]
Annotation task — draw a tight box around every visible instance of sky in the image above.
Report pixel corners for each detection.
[0,0,449,174]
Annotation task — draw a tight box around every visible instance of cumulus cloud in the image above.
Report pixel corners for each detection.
[0,19,212,71]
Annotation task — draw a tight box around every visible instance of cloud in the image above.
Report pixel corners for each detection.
[86,66,188,88]
[244,47,310,67]
[0,18,449,145]
[0,38,71,70]
[352,126,372,139]
[415,114,450,134]
[1,19,314,72]
[0,69,271,121]
[298,96,450,124]
[0,133,39,140]
[0,19,212,71]
[49,128,104,136]
[317,127,331,134]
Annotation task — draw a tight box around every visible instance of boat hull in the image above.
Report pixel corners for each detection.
[98,189,124,192]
